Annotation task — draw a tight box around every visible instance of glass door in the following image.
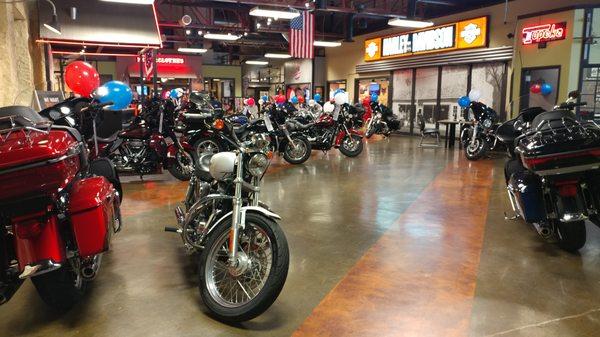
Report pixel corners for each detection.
[414,67,439,130]
[392,69,413,133]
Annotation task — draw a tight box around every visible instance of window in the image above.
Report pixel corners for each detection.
[414,67,439,130]
[356,78,390,105]
[392,69,413,133]
[519,66,560,112]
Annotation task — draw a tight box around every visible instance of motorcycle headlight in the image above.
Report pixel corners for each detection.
[248,153,269,177]
[482,118,492,128]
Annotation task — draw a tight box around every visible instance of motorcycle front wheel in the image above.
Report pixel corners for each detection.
[198,213,289,322]
[32,259,86,311]
[465,136,488,161]
[339,134,364,157]
[167,150,194,181]
[282,136,311,164]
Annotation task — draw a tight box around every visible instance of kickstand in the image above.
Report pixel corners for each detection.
[504,212,520,221]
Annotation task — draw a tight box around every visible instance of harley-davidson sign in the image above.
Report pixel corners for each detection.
[522,22,567,45]
[364,16,488,61]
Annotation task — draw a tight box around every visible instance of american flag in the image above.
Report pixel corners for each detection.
[290,11,314,59]
[143,50,154,80]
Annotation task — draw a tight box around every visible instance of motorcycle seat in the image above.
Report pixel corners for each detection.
[95,131,120,143]
[0,105,48,129]
[531,110,577,131]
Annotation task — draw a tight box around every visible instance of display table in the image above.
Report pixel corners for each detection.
[438,119,471,149]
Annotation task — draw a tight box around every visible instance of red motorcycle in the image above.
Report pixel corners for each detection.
[291,102,364,157]
[0,106,121,310]
[94,99,195,180]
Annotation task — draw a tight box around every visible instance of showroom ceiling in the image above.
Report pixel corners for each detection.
[155,0,508,63]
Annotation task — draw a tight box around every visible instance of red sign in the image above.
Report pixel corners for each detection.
[125,54,200,79]
[522,22,567,45]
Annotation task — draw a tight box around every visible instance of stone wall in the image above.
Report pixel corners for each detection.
[0,2,45,108]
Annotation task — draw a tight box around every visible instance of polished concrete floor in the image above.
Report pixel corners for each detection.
[1,136,600,337]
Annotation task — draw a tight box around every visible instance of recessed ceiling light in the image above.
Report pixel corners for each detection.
[204,33,241,41]
[314,41,342,47]
[249,7,300,20]
[100,0,155,4]
[264,53,291,59]
[178,47,208,53]
[246,60,269,65]
[388,18,434,28]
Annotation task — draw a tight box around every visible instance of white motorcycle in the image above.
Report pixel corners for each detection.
[165,132,289,322]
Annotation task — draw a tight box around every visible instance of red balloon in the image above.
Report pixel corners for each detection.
[247,97,255,106]
[530,83,542,94]
[298,96,305,103]
[362,96,371,105]
[65,61,100,97]
[275,95,286,104]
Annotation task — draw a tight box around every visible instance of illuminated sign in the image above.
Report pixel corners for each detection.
[136,56,185,64]
[364,16,488,61]
[522,22,567,45]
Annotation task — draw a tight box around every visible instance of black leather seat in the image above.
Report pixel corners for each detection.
[531,110,577,131]
[194,153,213,182]
[0,106,48,128]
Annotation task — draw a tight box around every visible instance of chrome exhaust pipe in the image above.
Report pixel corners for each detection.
[80,255,102,281]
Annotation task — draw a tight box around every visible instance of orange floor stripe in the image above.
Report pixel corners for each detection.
[293,158,496,337]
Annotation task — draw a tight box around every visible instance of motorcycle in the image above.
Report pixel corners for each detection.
[364,102,402,138]
[290,102,364,157]
[99,98,195,181]
[498,99,600,251]
[0,105,121,309]
[165,132,289,322]
[188,102,312,165]
[461,101,503,160]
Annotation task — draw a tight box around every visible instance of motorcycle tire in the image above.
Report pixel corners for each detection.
[556,220,586,252]
[167,150,194,181]
[31,263,86,311]
[198,213,289,322]
[465,136,489,161]
[282,136,311,164]
[339,134,364,157]
[193,137,223,161]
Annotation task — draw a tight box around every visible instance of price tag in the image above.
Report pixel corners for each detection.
[264,114,274,132]
[333,106,340,121]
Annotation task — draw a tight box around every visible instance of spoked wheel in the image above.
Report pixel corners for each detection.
[198,213,289,322]
[31,258,87,311]
[168,150,194,181]
[465,136,488,161]
[339,134,363,157]
[283,137,311,164]
[194,138,222,158]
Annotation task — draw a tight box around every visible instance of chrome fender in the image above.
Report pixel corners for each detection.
[208,206,281,235]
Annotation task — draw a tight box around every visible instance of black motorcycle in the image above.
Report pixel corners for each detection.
[498,100,600,252]
[461,101,502,160]
[364,102,401,138]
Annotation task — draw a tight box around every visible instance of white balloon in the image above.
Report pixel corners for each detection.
[243,99,248,105]
[468,89,481,102]
[334,92,348,105]
[308,99,315,107]
[258,98,264,105]
[323,101,335,113]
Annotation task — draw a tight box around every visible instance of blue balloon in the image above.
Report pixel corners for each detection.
[169,89,179,98]
[97,81,133,110]
[540,83,553,96]
[290,96,299,104]
[261,95,268,102]
[371,93,379,103]
[314,93,321,102]
[458,96,471,108]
